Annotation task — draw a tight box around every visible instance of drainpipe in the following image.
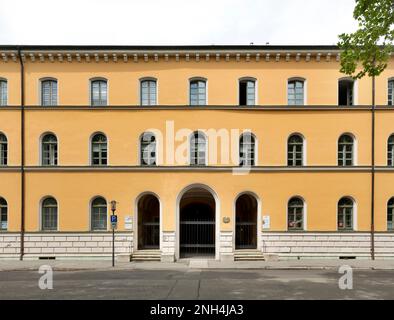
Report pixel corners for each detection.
[18,47,25,260]
[371,71,375,260]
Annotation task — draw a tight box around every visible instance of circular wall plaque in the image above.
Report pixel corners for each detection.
[223,217,230,223]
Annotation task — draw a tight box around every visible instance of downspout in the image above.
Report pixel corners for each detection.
[371,66,376,260]
[18,47,25,260]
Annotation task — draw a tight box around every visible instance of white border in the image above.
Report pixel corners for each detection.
[175,183,220,260]
[38,77,59,106]
[232,191,262,251]
[89,77,108,106]
[89,132,109,166]
[89,196,108,231]
[39,132,59,166]
[133,191,162,252]
[39,196,59,231]
[139,77,158,106]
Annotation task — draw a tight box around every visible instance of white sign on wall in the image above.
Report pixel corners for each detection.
[262,215,270,229]
[125,216,133,230]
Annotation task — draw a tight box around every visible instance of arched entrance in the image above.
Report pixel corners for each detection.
[179,187,216,258]
[137,194,160,250]
[235,193,257,249]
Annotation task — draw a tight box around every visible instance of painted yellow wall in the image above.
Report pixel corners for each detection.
[21,171,378,232]
[0,57,389,106]
[0,54,393,235]
[18,109,372,166]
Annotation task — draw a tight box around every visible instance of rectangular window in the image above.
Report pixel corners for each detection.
[338,80,354,106]
[141,80,157,106]
[338,144,353,166]
[0,81,7,106]
[91,80,107,106]
[0,142,7,166]
[239,80,255,105]
[389,80,394,106]
[0,205,7,231]
[288,80,304,105]
[190,80,206,106]
[41,80,58,106]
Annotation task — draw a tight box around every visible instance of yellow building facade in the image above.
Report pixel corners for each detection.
[0,45,393,261]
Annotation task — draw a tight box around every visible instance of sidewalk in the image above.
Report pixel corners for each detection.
[1,258,394,271]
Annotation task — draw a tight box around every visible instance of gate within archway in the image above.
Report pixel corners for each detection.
[180,187,215,257]
[138,194,160,249]
[235,194,257,249]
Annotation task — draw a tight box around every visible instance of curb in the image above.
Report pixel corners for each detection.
[1,266,393,272]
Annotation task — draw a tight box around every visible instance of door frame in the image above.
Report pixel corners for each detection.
[175,184,220,260]
[134,191,162,251]
[233,191,261,252]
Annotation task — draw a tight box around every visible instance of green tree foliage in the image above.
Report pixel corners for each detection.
[338,0,394,78]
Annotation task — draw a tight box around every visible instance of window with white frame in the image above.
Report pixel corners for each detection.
[0,197,7,231]
[288,197,304,230]
[288,79,304,105]
[190,131,206,165]
[91,133,107,165]
[190,79,206,106]
[140,132,156,166]
[140,79,157,106]
[389,79,394,106]
[239,79,256,105]
[0,80,7,106]
[41,134,58,166]
[338,197,354,230]
[91,197,107,230]
[41,197,58,231]
[388,197,394,230]
[41,79,58,106]
[338,78,354,106]
[91,79,107,106]
[338,134,354,166]
[0,133,7,166]
[287,134,303,166]
[388,135,394,166]
[239,133,255,166]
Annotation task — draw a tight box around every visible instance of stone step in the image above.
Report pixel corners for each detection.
[132,257,161,261]
[234,249,265,261]
[131,250,161,261]
[235,256,265,261]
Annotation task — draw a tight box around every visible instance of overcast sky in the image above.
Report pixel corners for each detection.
[0,0,358,45]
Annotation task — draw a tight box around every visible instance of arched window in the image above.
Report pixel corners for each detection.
[287,134,303,166]
[288,79,305,105]
[41,197,58,231]
[338,197,354,230]
[0,197,7,231]
[41,79,58,106]
[0,79,7,106]
[190,131,207,165]
[90,79,107,106]
[388,135,394,166]
[91,197,107,230]
[0,133,7,166]
[140,79,157,106]
[388,79,393,106]
[388,198,394,230]
[41,134,58,166]
[338,78,354,106]
[288,197,304,230]
[140,132,156,166]
[91,133,107,166]
[239,133,255,166]
[190,79,206,106]
[239,79,256,105]
[338,134,354,166]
